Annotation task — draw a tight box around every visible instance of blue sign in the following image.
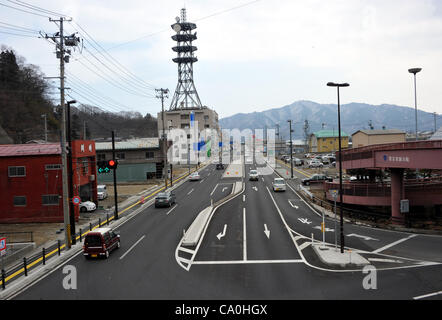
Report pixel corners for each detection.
[190,112,194,127]
[219,142,223,147]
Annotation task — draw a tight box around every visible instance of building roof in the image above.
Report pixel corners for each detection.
[352,129,405,136]
[0,143,61,157]
[95,138,160,151]
[312,130,348,138]
[429,127,442,140]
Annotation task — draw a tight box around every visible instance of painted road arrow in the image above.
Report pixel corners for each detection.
[298,218,312,224]
[347,233,379,241]
[313,226,334,232]
[264,224,270,239]
[222,187,228,192]
[252,186,258,192]
[217,224,227,240]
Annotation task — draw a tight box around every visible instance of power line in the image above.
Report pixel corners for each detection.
[6,0,70,18]
[0,21,40,33]
[0,1,50,18]
[0,30,39,38]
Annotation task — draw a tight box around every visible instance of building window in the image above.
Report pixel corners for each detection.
[45,164,61,170]
[42,194,59,206]
[13,196,26,206]
[97,153,106,161]
[180,114,189,119]
[146,151,154,159]
[117,152,125,160]
[82,160,89,175]
[8,166,26,177]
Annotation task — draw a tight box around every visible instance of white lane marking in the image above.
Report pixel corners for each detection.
[217,224,227,240]
[288,200,299,209]
[347,233,379,241]
[243,195,245,202]
[208,172,211,176]
[222,187,228,192]
[313,226,334,232]
[187,188,194,195]
[261,177,264,182]
[243,208,247,261]
[166,205,177,215]
[372,234,418,253]
[413,290,442,300]
[210,183,218,196]
[367,258,403,263]
[119,235,146,260]
[178,247,195,255]
[264,224,270,239]
[192,259,304,265]
[199,179,205,183]
[299,242,311,251]
[298,218,312,225]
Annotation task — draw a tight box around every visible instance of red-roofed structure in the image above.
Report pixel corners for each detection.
[0,141,97,223]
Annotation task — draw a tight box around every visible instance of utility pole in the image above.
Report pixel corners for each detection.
[434,112,437,132]
[275,124,280,169]
[47,17,76,250]
[41,114,48,142]
[66,100,76,245]
[83,121,87,140]
[303,120,310,154]
[156,88,169,188]
[288,120,294,179]
[112,131,118,220]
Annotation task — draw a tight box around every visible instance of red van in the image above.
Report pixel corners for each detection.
[83,228,120,259]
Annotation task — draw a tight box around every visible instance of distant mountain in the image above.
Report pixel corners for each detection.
[219,100,439,140]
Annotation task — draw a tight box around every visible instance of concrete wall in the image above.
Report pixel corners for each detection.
[353,132,406,148]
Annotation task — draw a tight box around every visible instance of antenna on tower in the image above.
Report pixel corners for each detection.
[169,8,203,110]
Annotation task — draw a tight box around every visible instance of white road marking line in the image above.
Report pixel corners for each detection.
[243,195,245,202]
[261,177,264,182]
[243,208,247,261]
[372,234,418,253]
[178,257,191,264]
[199,179,204,183]
[264,224,270,239]
[367,258,403,263]
[288,200,299,209]
[178,247,196,255]
[166,205,177,215]
[347,233,379,241]
[299,242,311,251]
[192,259,304,265]
[119,235,145,260]
[187,188,194,195]
[298,218,312,224]
[217,224,227,240]
[210,183,218,196]
[413,290,442,300]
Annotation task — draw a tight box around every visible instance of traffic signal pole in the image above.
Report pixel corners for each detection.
[112,131,118,220]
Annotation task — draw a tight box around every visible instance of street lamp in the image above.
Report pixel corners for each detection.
[408,68,422,142]
[327,82,349,254]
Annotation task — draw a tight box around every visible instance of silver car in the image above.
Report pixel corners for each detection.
[272,178,286,192]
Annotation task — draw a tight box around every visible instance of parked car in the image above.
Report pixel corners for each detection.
[302,174,333,186]
[97,184,108,200]
[216,163,225,170]
[189,172,201,181]
[79,201,96,213]
[83,227,120,259]
[308,160,323,168]
[321,156,330,165]
[293,158,303,166]
[272,178,286,192]
[154,191,176,208]
[249,169,259,181]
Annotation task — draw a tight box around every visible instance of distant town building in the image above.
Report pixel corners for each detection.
[0,141,97,223]
[95,138,164,183]
[429,127,442,141]
[352,129,405,148]
[309,130,349,153]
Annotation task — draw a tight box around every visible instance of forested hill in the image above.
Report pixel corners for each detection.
[0,48,158,144]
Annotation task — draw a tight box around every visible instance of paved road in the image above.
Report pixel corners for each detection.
[12,159,442,300]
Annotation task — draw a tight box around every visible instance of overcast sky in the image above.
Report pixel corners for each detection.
[1,0,441,119]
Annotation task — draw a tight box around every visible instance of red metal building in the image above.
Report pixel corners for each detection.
[0,141,97,223]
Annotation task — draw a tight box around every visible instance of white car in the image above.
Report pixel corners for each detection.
[79,201,97,213]
[97,184,108,200]
[272,178,286,192]
[308,160,323,168]
[189,172,201,181]
[249,169,259,181]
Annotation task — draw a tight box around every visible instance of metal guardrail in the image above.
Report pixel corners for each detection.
[0,165,203,291]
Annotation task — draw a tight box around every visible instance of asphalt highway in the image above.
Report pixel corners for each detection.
[12,159,442,300]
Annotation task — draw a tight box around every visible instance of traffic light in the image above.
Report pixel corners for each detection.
[108,159,117,169]
[97,160,117,174]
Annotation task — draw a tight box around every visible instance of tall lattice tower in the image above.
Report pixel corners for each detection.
[169,8,203,110]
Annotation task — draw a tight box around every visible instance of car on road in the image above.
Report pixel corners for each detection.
[308,160,323,168]
[216,163,225,170]
[97,184,108,200]
[301,174,333,186]
[83,227,120,259]
[272,178,286,192]
[189,172,201,181]
[154,191,176,208]
[79,201,96,213]
[293,158,303,166]
[249,169,259,181]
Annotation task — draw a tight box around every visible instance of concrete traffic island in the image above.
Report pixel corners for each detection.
[312,244,370,268]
